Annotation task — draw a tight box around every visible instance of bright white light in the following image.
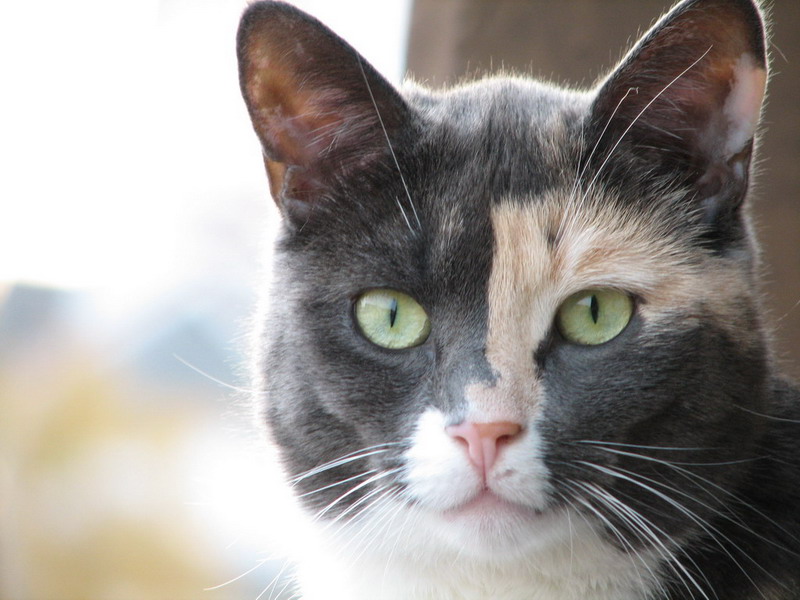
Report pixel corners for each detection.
[0,0,159,289]
[1,0,411,296]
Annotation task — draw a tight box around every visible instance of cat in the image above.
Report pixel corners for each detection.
[236,0,800,598]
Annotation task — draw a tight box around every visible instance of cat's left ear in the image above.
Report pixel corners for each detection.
[237,1,411,227]
[589,0,768,242]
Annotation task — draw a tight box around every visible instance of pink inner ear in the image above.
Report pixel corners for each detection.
[722,54,767,158]
[237,3,410,218]
[244,51,345,168]
[261,97,348,167]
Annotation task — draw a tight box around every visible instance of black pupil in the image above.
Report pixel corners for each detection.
[389,298,398,328]
[590,294,599,324]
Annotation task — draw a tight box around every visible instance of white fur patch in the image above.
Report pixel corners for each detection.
[722,54,767,158]
[404,407,481,512]
[408,407,551,518]
[287,406,661,600]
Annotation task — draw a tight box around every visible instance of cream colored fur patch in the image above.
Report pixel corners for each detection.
[483,191,756,403]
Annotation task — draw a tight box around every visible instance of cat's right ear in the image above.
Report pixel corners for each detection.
[237,1,410,227]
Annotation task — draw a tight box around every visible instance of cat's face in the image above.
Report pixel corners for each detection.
[238,0,770,586]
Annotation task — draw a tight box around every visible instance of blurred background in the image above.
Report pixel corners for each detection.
[1,1,796,599]
[1,0,411,598]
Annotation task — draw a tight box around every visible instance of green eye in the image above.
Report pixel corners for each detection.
[556,289,633,346]
[354,289,431,349]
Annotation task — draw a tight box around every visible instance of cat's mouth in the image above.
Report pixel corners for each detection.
[441,489,541,521]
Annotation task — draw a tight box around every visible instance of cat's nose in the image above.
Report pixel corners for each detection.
[446,421,522,476]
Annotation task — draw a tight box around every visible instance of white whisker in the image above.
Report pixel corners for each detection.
[254,556,296,600]
[314,468,405,524]
[579,480,713,600]
[173,354,255,394]
[296,468,379,498]
[733,403,800,424]
[577,461,774,597]
[290,443,401,485]
[561,481,665,598]
[356,55,421,232]
[586,443,800,554]
[579,47,713,203]
[204,557,272,592]
[574,439,720,452]
[569,86,636,203]
[338,488,406,566]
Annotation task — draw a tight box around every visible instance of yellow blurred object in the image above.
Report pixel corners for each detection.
[0,344,255,600]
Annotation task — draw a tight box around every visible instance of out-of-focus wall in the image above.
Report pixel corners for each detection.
[407,0,799,380]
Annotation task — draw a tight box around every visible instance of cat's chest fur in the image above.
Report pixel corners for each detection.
[237,1,800,598]
[294,507,662,600]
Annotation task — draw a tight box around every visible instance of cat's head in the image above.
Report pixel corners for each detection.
[238,0,770,577]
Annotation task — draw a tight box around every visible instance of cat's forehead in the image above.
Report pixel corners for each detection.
[407,76,588,124]
[487,191,699,309]
[408,77,590,195]
[409,79,700,288]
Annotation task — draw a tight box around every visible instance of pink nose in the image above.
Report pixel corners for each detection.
[446,421,523,475]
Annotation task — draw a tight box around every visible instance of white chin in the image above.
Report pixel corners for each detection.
[425,494,572,559]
